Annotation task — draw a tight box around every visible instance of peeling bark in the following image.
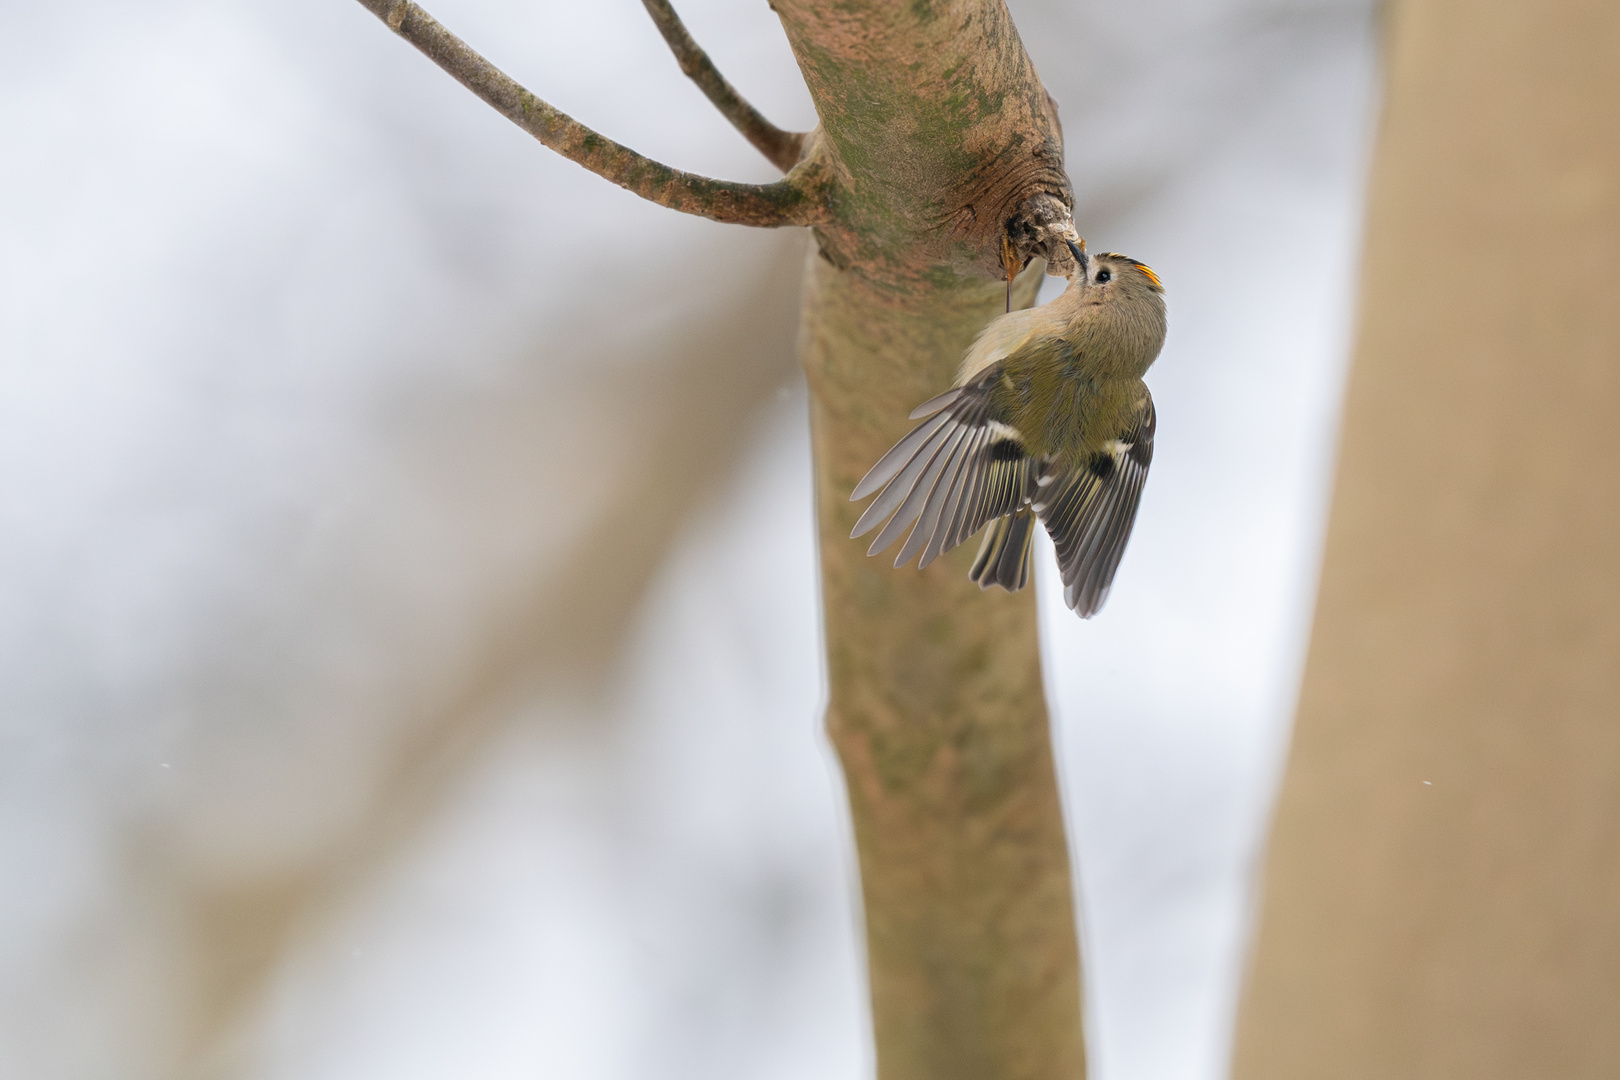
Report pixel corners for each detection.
[775,1,1073,282]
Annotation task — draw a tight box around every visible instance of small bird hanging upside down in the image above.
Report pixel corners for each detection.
[849,238,1166,618]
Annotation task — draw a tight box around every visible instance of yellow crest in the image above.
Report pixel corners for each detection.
[1100,252,1163,291]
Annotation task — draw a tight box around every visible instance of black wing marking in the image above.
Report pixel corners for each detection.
[1034,392,1156,617]
[850,370,1039,569]
[958,440,1040,554]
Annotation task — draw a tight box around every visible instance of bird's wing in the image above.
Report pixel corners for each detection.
[850,368,1040,569]
[1035,391,1155,617]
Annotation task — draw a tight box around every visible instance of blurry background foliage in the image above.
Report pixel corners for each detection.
[0,1,1377,1078]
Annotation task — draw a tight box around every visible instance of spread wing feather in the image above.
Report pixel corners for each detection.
[958,450,1038,550]
[876,417,978,560]
[1034,393,1156,617]
[909,387,965,420]
[850,370,1038,569]
[850,409,955,503]
[915,426,987,567]
[969,509,1036,592]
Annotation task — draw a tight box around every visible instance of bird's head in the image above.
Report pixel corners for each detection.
[1066,239,1163,301]
[1057,241,1167,357]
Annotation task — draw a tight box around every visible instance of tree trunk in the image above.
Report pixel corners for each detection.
[804,251,1083,1080]
[776,3,1085,1078]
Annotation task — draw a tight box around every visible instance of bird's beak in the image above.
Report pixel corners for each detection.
[1065,238,1089,278]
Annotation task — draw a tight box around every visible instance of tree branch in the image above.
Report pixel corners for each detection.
[639,0,808,173]
[355,0,827,227]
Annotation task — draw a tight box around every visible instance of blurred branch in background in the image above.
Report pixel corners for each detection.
[177,241,809,1073]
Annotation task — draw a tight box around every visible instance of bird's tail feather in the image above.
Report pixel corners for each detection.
[969,509,1034,592]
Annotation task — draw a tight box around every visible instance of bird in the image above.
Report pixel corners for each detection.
[849,239,1166,617]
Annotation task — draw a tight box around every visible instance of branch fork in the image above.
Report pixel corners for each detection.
[356,0,822,227]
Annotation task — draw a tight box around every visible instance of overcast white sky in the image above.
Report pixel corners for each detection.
[0,2,1377,1078]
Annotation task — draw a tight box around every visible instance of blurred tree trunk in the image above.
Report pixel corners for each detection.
[1233,0,1620,1076]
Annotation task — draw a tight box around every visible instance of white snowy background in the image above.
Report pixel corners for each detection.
[0,1,1377,1078]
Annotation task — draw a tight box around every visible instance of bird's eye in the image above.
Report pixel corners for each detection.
[1096,269,1112,283]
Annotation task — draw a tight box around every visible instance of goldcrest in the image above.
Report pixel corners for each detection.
[850,240,1166,617]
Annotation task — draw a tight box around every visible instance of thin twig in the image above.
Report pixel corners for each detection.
[639,0,807,172]
[355,0,827,227]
